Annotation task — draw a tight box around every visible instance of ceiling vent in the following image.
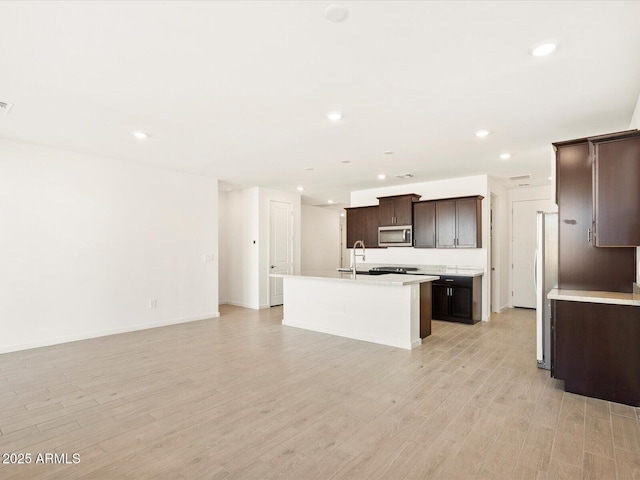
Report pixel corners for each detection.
[0,101,13,114]
[518,183,531,187]
[509,174,531,181]
[395,173,414,179]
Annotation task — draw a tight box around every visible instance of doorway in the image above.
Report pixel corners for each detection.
[511,198,554,308]
[269,200,293,306]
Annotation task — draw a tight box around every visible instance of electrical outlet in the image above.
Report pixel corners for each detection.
[203,254,216,263]
[149,299,157,309]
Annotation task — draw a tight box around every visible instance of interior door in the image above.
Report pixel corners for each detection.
[269,200,293,306]
[512,198,555,308]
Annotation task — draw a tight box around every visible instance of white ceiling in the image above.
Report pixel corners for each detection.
[1,1,640,206]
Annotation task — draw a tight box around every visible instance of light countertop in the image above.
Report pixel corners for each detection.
[272,270,439,286]
[548,286,640,307]
[339,263,484,277]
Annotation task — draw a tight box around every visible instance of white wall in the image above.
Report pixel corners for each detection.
[350,175,491,320]
[0,139,219,354]
[301,205,341,273]
[221,186,301,309]
[630,91,640,284]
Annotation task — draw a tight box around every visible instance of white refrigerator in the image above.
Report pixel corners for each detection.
[535,211,558,370]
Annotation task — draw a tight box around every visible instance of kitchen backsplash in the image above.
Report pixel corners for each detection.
[360,246,486,267]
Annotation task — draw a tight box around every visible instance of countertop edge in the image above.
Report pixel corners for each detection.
[336,264,484,277]
[548,288,640,307]
[272,273,440,286]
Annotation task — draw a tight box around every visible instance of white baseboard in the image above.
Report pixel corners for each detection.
[0,312,220,354]
[224,300,261,310]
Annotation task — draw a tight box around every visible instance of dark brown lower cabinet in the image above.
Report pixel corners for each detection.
[419,282,432,338]
[431,275,481,324]
[553,300,640,407]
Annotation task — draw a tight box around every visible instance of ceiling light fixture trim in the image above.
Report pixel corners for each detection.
[324,4,348,22]
[131,130,149,140]
[531,42,557,57]
[326,111,343,121]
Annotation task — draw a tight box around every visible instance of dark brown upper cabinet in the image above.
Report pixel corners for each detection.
[345,205,382,249]
[434,196,483,248]
[377,194,421,226]
[413,201,436,248]
[590,130,640,247]
[553,136,635,292]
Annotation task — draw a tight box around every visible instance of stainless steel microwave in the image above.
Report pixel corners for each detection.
[378,225,412,247]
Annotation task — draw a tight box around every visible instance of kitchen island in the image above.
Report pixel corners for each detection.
[272,271,439,350]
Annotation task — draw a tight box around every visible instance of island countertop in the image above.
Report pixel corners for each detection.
[338,263,484,277]
[272,270,440,286]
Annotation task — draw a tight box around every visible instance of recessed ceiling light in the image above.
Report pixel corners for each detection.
[383,151,394,155]
[499,153,511,160]
[548,176,553,180]
[296,186,304,192]
[378,174,387,180]
[475,129,491,138]
[324,4,348,22]
[340,213,345,217]
[340,160,351,164]
[326,111,343,121]
[131,131,149,140]
[531,43,557,57]
[328,199,334,204]
[304,167,315,171]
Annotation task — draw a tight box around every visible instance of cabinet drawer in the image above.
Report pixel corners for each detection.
[433,275,473,288]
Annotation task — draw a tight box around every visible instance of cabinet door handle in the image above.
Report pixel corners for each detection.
[587,228,592,243]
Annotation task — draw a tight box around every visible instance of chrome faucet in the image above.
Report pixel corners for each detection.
[352,240,366,279]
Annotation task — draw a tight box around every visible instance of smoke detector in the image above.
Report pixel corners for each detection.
[324,4,348,22]
[395,173,414,179]
[0,101,13,114]
[509,174,531,181]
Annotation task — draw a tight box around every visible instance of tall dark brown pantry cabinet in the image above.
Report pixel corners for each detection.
[553,138,635,292]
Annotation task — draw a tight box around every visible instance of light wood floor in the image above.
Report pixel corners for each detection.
[1,306,639,479]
